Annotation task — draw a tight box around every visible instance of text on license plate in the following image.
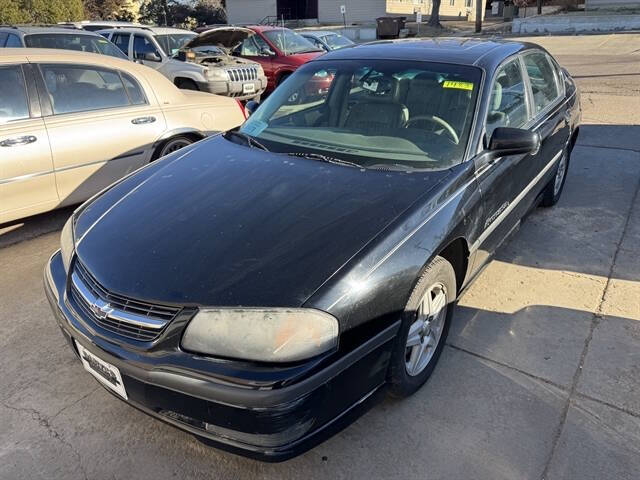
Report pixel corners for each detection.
[75,341,128,399]
[243,83,256,94]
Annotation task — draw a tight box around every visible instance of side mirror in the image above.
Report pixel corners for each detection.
[487,127,540,159]
[245,100,260,116]
[260,46,275,56]
[144,52,161,62]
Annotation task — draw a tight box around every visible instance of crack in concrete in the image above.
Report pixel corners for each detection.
[51,387,100,420]
[538,163,640,480]
[0,401,89,480]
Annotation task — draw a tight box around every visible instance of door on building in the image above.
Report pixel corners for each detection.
[277,0,318,20]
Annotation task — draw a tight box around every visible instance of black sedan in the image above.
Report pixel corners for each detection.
[45,38,580,461]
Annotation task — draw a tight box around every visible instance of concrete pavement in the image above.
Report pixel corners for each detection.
[1,34,639,479]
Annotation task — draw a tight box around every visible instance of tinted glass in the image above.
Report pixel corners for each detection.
[0,66,30,123]
[112,33,130,54]
[5,34,22,47]
[154,33,196,56]
[41,64,130,114]
[486,59,529,137]
[241,60,481,169]
[24,34,127,59]
[239,35,271,56]
[121,72,146,105]
[133,35,160,60]
[263,29,321,55]
[523,52,560,114]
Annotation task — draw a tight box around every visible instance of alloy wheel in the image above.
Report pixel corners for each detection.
[554,151,567,196]
[405,282,448,376]
[160,138,191,157]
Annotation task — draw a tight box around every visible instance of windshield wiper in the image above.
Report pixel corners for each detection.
[287,152,361,168]
[367,163,422,172]
[224,130,269,151]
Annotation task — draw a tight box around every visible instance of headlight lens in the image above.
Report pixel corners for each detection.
[207,68,228,80]
[182,308,339,362]
[60,215,75,272]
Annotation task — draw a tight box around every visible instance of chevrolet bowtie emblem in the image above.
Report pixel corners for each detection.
[89,298,113,320]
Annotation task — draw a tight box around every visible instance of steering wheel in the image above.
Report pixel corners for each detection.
[406,115,459,145]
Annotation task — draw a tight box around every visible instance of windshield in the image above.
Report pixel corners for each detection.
[323,33,353,50]
[24,34,127,59]
[262,29,321,55]
[155,33,197,56]
[240,59,481,170]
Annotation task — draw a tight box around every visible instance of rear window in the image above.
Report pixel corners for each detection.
[24,34,127,59]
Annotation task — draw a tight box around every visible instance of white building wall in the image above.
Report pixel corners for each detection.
[318,0,388,23]
[227,0,277,24]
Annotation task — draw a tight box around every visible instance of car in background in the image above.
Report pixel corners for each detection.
[188,25,324,92]
[0,25,127,59]
[0,48,246,224]
[298,30,355,52]
[59,21,146,32]
[99,26,266,100]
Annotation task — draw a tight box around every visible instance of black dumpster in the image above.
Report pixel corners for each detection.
[376,16,406,39]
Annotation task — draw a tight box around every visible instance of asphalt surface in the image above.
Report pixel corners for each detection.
[1,34,639,480]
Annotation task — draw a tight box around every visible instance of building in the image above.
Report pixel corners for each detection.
[585,0,640,9]
[387,0,485,22]
[226,0,388,25]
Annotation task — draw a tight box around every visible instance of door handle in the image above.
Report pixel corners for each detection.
[131,116,156,125]
[0,135,37,147]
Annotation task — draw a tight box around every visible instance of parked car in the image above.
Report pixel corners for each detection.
[0,25,127,59]
[99,26,266,100]
[44,39,580,461]
[187,25,324,92]
[299,30,355,52]
[0,48,245,224]
[59,20,146,32]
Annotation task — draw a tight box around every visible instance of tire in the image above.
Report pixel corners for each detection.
[388,256,456,398]
[154,135,194,160]
[175,78,199,91]
[540,144,570,207]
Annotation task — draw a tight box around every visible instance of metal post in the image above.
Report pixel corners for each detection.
[475,0,482,33]
[537,0,542,15]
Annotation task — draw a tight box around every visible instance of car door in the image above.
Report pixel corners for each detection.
[471,56,536,268]
[132,33,163,69]
[110,32,132,58]
[36,62,166,207]
[235,35,275,89]
[0,63,58,224]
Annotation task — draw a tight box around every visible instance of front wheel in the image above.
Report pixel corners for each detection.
[387,256,456,398]
[154,135,193,160]
[540,145,570,207]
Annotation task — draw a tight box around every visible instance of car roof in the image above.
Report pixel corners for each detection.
[0,47,139,68]
[0,25,103,36]
[98,26,195,35]
[319,38,538,69]
[300,30,340,38]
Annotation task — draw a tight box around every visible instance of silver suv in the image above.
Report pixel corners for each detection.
[100,27,267,101]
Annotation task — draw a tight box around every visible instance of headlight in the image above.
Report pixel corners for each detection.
[60,215,75,272]
[207,68,228,80]
[182,308,339,362]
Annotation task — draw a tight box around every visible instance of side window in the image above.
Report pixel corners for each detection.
[523,52,560,114]
[121,72,146,105]
[0,66,30,124]
[240,35,273,57]
[5,34,22,47]
[112,33,130,55]
[40,64,130,115]
[0,33,8,47]
[308,37,326,51]
[133,35,160,61]
[486,59,528,138]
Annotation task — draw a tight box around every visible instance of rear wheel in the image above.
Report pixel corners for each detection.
[540,144,570,207]
[175,78,199,91]
[388,256,456,398]
[154,135,194,160]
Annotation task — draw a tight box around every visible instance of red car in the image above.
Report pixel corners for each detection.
[187,26,324,93]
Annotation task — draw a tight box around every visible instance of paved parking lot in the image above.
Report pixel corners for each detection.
[1,33,639,480]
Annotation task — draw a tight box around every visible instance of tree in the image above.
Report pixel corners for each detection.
[0,0,31,24]
[0,0,84,24]
[83,0,133,21]
[138,0,226,27]
[428,0,443,27]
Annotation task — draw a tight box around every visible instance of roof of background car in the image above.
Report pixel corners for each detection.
[300,30,341,38]
[97,26,195,35]
[0,26,104,36]
[320,38,535,68]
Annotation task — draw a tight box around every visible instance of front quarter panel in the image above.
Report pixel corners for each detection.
[306,161,483,343]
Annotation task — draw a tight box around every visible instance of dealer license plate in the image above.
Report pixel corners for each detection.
[243,83,256,94]
[76,341,128,399]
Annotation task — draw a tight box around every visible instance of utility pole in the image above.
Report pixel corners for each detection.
[475,0,482,33]
[537,0,542,15]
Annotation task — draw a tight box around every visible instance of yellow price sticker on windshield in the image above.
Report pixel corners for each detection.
[443,80,474,91]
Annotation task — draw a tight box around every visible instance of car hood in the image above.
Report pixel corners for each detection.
[185,27,255,53]
[74,136,450,308]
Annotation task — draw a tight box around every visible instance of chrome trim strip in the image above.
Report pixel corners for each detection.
[71,271,167,329]
[0,169,53,185]
[470,149,563,252]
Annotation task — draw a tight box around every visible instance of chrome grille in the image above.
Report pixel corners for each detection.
[227,66,258,82]
[70,261,180,341]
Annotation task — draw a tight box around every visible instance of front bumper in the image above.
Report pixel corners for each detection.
[198,77,267,100]
[44,251,398,461]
